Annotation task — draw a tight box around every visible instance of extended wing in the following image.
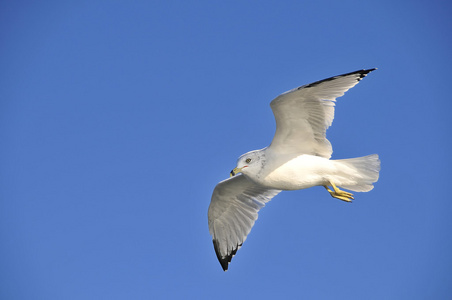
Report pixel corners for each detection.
[268,69,375,158]
[208,175,280,271]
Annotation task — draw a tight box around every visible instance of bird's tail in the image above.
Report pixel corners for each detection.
[334,154,380,192]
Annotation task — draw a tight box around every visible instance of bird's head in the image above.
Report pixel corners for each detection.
[230,149,264,177]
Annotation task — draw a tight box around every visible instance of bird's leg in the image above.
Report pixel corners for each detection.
[324,181,354,202]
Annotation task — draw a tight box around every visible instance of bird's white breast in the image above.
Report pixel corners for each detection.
[252,154,336,190]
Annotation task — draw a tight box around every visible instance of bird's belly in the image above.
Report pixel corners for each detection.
[259,155,334,190]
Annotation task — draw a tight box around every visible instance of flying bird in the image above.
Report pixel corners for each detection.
[208,69,380,271]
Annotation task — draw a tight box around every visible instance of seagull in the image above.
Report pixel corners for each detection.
[208,69,380,271]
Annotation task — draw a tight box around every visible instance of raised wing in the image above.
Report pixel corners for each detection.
[208,174,280,271]
[268,69,375,158]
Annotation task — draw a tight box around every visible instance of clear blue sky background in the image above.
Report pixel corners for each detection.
[1,1,451,299]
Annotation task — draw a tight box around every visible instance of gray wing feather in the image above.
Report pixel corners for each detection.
[208,175,280,271]
[269,69,375,158]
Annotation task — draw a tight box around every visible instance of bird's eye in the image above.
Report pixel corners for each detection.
[245,158,251,163]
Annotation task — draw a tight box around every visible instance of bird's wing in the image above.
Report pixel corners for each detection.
[268,69,375,158]
[208,174,280,271]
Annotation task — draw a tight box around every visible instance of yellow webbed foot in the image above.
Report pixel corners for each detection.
[324,182,354,202]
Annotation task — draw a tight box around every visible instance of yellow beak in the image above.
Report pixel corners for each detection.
[230,167,243,177]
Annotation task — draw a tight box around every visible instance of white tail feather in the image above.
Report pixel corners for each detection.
[334,154,380,192]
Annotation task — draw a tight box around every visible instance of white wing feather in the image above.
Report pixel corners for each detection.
[208,174,280,271]
[269,69,375,158]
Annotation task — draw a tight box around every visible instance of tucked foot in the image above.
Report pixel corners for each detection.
[324,182,354,202]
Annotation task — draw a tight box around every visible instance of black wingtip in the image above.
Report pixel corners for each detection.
[333,68,377,81]
[357,68,377,80]
[212,239,241,271]
[301,68,377,90]
[213,239,229,271]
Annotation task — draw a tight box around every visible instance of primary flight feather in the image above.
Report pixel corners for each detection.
[208,69,380,271]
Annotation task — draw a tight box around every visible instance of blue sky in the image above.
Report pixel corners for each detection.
[1,1,451,299]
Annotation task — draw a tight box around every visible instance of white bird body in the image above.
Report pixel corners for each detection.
[208,69,380,271]
[241,148,379,192]
[240,149,333,190]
